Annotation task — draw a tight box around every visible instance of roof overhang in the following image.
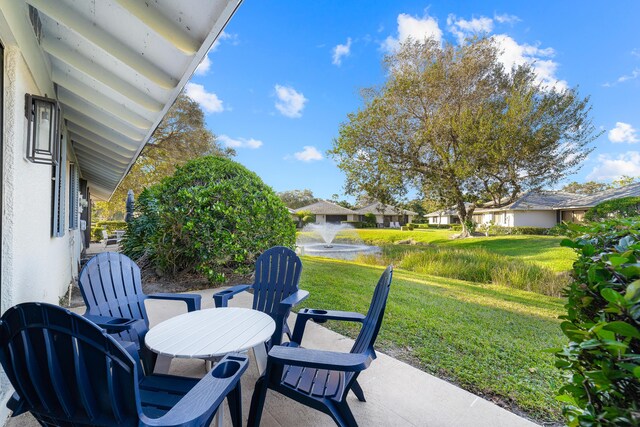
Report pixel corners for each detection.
[1,0,242,199]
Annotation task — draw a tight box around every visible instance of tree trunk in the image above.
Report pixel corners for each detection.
[455,201,475,238]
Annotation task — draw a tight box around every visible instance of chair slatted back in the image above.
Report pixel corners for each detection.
[0,303,139,427]
[351,266,393,356]
[79,252,149,344]
[252,247,302,321]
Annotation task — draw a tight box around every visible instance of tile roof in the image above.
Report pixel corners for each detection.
[294,200,357,215]
[354,202,418,216]
[426,182,640,215]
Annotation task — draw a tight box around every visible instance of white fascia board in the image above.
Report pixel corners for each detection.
[109,0,243,200]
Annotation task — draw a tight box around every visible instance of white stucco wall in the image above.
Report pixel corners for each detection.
[2,46,81,310]
[2,42,84,423]
[512,210,557,228]
[315,214,326,224]
[428,216,443,225]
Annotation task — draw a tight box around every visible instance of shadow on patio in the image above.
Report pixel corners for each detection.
[6,286,537,427]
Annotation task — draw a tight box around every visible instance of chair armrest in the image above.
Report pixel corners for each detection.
[139,353,248,427]
[83,314,147,334]
[278,290,310,313]
[291,309,365,344]
[298,309,365,323]
[268,346,372,372]
[213,284,251,308]
[147,293,202,312]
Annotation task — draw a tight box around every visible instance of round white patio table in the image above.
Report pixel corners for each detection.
[145,307,275,376]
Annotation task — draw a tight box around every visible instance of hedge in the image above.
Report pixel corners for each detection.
[555,219,640,426]
[585,197,640,222]
[485,226,549,236]
[421,223,454,229]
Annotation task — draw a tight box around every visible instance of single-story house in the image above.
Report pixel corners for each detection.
[0,0,241,416]
[426,183,640,228]
[294,200,359,224]
[425,204,468,225]
[354,202,417,227]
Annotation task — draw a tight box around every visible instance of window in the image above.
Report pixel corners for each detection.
[51,138,66,237]
[68,163,79,229]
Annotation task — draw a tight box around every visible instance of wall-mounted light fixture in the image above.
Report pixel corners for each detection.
[25,93,60,165]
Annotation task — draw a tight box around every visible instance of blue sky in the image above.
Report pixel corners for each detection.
[186,1,640,201]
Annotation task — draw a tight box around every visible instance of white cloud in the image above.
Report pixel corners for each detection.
[604,68,640,87]
[447,14,493,44]
[587,152,640,181]
[631,48,640,58]
[616,68,640,83]
[194,32,239,76]
[184,83,224,113]
[494,13,521,24]
[609,122,639,143]
[210,31,239,54]
[292,146,323,162]
[218,134,263,149]
[382,13,443,52]
[332,38,352,66]
[195,55,212,76]
[492,34,567,91]
[274,84,307,118]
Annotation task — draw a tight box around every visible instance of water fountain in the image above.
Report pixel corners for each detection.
[297,223,380,260]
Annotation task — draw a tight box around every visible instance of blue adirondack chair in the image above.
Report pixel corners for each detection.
[0,302,248,427]
[78,252,202,373]
[247,266,393,427]
[213,246,309,347]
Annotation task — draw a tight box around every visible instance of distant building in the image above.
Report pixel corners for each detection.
[354,202,417,227]
[294,200,359,224]
[295,200,417,226]
[425,183,640,228]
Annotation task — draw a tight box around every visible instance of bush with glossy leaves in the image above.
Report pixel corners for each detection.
[555,219,640,426]
[123,156,296,282]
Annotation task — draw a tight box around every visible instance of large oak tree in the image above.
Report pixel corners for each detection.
[94,92,234,219]
[330,37,600,235]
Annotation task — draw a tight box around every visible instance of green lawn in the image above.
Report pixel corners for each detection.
[299,257,566,423]
[333,228,574,272]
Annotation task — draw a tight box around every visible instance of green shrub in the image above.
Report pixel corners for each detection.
[363,213,377,228]
[295,210,315,228]
[484,226,550,236]
[546,223,569,236]
[92,227,105,242]
[408,223,430,229]
[555,219,640,426]
[585,196,640,221]
[451,225,463,231]
[428,223,453,229]
[122,156,296,282]
[120,187,160,261]
[302,215,315,225]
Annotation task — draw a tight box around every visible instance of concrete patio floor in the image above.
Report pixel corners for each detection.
[5,288,539,427]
